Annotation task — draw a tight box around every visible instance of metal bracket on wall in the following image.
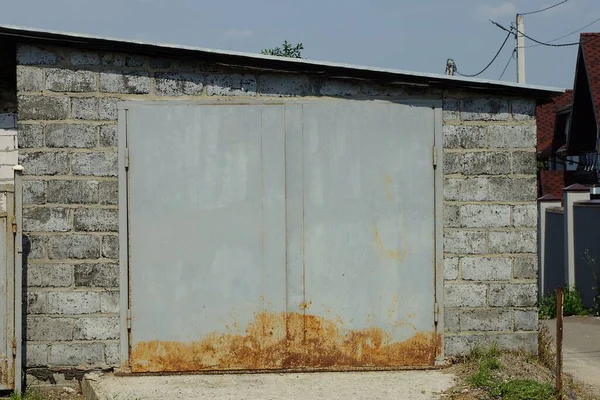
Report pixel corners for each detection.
[126,309,132,330]
[432,146,438,168]
[124,148,130,169]
[434,302,439,323]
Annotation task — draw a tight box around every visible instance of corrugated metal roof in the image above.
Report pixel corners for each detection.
[0,24,564,98]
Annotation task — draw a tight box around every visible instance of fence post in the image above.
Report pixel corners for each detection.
[538,195,562,300]
[563,184,589,288]
[556,287,564,398]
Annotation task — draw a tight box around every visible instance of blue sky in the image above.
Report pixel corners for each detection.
[0,0,597,88]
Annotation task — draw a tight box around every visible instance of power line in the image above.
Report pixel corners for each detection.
[521,0,568,16]
[456,30,513,77]
[491,20,600,47]
[523,16,600,48]
[499,48,516,80]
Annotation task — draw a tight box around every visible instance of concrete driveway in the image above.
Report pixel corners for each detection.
[542,315,600,396]
[83,370,456,400]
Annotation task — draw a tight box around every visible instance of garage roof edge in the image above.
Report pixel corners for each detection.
[0,24,564,98]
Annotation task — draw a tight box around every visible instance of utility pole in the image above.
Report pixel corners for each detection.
[516,14,526,84]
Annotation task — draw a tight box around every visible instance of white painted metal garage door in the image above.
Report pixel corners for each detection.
[119,100,441,372]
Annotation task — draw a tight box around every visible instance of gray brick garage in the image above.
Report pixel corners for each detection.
[0,25,561,386]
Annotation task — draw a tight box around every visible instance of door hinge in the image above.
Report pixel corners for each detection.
[11,216,16,234]
[433,146,438,168]
[434,302,439,323]
[11,338,16,357]
[124,148,130,169]
[126,309,132,330]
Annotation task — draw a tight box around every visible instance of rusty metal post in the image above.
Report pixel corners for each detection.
[556,287,564,397]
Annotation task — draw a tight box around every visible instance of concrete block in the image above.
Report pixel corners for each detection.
[18,152,69,175]
[100,70,150,94]
[27,291,48,314]
[489,230,536,253]
[17,123,45,148]
[362,84,405,97]
[444,204,460,228]
[25,344,49,367]
[47,234,100,259]
[488,125,536,148]
[17,67,44,92]
[17,45,60,65]
[320,80,360,96]
[444,178,489,201]
[47,180,99,204]
[492,332,537,353]
[443,152,462,174]
[26,316,74,340]
[100,291,120,313]
[101,235,119,259]
[99,181,118,205]
[443,230,487,254]
[154,72,204,96]
[71,97,117,121]
[444,257,459,280]
[514,309,538,331]
[18,95,69,120]
[72,152,117,177]
[462,152,511,175]
[45,124,97,148]
[513,204,537,227]
[27,263,73,287]
[99,125,117,147]
[444,309,460,333]
[47,291,102,315]
[488,177,536,202]
[105,343,120,366]
[513,255,537,280]
[74,208,118,232]
[49,343,105,366]
[459,204,511,228]
[511,151,537,174]
[23,180,46,204]
[444,334,488,356]
[460,98,509,121]
[512,99,536,121]
[259,75,310,96]
[70,51,100,66]
[74,317,119,340]
[442,98,459,121]
[26,235,47,259]
[23,207,70,232]
[74,263,119,287]
[205,74,257,96]
[101,53,125,67]
[124,54,146,67]
[461,309,511,331]
[489,283,537,307]
[444,283,487,307]
[148,57,172,69]
[46,69,97,93]
[461,257,512,281]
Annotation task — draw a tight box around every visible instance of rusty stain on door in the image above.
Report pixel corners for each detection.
[131,312,438,372]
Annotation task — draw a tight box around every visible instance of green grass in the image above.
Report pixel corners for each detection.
[467,344,556,400]
[10,390,47,400]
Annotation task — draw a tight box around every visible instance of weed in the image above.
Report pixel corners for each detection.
[490,379,555,400]
[10,390,47,400]
[538,286,586,319]
[538,325,556,371]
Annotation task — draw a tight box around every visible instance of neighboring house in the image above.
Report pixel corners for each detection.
[0,25,559,390]
[537,33,600,199]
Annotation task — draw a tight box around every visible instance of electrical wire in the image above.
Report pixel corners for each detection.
[521,0,568,16]
[492,20,600,47]
[523,16,600,48]
[456,30,513,77]
[498,48,516,80]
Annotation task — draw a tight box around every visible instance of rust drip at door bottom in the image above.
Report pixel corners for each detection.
[131,312,438,373]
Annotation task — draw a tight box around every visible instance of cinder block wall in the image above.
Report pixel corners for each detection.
[14,43,538,382]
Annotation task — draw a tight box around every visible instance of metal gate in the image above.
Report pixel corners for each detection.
[119,100,442,372]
